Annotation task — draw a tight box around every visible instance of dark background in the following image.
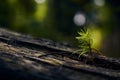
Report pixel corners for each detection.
[0,0,120,58]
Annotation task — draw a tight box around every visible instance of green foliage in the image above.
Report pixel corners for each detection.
[74,27,93,57]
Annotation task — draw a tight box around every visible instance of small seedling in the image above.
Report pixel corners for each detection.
[73,27,104,58]
[73,27,93,57]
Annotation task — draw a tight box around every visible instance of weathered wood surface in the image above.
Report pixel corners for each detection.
[0,28,120,80]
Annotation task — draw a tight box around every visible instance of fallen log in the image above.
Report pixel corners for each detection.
[0,28,120,80]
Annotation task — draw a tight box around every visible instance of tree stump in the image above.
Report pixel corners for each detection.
[0,28,120,80]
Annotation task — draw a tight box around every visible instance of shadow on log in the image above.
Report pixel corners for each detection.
[0,28,120,80]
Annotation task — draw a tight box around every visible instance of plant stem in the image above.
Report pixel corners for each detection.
[88,39,92,54]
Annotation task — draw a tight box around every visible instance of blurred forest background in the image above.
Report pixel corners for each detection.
[0,0,120,58]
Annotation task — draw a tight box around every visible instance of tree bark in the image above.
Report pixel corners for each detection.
[0,28,120,80]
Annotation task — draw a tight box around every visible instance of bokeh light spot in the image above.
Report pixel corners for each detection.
[35,0,45,4]
[90,28,102,49]
[73,13,86,26]
[94,0,105,6]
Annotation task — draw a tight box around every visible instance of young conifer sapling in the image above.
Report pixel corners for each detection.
[73,27,93,57]
[74,27,104,58]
